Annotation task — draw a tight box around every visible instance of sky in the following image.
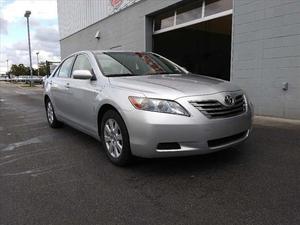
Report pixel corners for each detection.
[0,0,60,74]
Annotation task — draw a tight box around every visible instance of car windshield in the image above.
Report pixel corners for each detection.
[94,52,186,77]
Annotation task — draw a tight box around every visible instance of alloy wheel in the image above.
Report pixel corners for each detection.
[47,101,54,124]
[104,118,123,158]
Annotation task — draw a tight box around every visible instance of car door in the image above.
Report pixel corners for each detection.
[50,56,75,119]
[66,54,100,133]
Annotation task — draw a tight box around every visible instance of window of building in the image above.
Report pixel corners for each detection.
[205,0,232,17]
[153,0,232,33]
[154,11,175,31]
[176,1,203,25]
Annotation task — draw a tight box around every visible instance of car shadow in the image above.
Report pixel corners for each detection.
[60,123,249,177]
[126,146,246,175]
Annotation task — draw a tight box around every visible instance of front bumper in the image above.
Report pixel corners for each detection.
[123,92,253,158]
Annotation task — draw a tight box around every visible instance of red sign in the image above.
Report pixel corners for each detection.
[111,0,122,8]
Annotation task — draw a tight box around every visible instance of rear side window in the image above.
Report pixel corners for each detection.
[58,56,75,78]
[72,54,93,74]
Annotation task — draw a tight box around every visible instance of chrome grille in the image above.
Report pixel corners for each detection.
[190,95,246,119]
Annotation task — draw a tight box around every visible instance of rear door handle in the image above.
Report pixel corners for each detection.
[65,83,70,88]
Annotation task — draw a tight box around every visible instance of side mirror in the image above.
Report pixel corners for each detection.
[73,70,93,80]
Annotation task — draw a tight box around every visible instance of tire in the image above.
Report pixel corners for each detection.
[100,110,132,166]
[45,99,63,128]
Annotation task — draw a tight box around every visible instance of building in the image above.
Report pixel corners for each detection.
[57,0,300,119]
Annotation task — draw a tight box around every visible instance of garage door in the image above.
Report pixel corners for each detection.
[152,0,233,81]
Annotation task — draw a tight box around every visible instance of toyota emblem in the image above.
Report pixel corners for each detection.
[224,95,235,106]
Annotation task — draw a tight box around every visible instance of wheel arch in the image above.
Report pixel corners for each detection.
[97,104,124,137]
[44,95,50,107]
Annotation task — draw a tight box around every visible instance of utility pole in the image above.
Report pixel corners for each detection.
[36,52,40,76]
[24,10,33,86]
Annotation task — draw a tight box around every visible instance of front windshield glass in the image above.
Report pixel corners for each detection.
[94,52,186,77]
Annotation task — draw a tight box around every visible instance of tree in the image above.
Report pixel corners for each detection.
[9,62,52,77]
[37,62,49,76]
[9,64,30,76]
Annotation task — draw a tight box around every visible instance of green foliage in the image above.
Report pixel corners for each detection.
[9,62,49,76]
[37,62,49,76]
[10,64,30,76]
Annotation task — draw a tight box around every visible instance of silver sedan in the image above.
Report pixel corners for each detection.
[44,51,253,165]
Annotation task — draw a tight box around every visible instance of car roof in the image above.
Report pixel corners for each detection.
[94,50,152,54]
[62,50,155,63]
[73,50,149,55]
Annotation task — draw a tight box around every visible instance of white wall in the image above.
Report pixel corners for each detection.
[59,0,183,58]
[57,0,141,39]
[231,0,300,119]
[58,0,300,119]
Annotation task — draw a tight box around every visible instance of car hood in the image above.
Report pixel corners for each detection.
[108,74,241,99]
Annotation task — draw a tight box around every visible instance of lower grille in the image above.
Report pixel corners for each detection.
[190,95,246,119]
[207,131,248,148]
[157,142,181,150]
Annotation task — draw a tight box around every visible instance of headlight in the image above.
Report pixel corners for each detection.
[128,96,190,116]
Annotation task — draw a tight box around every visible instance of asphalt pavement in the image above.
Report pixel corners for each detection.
[0,82,300,225]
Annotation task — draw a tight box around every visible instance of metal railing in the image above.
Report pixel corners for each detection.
[0,76,44,84]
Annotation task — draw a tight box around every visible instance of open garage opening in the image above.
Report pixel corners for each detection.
[153,14,232,81]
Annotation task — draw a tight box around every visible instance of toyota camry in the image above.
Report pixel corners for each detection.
[44,51,253,165]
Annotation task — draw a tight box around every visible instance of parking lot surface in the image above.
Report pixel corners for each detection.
[1,82,300,225]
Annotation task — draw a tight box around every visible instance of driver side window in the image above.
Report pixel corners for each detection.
[72,54,93,75]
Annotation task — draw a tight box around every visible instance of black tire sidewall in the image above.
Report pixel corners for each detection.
[45,99,61,128]
[100,110,132,166]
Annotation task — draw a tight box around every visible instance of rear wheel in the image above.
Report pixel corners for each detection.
[101,110,132,166]
[45,99,63,128]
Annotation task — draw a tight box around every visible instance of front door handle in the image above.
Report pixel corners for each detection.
[65,83,70,88]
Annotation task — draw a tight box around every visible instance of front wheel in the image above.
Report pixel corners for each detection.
[45,99,63,128]
[100,110,132,166]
